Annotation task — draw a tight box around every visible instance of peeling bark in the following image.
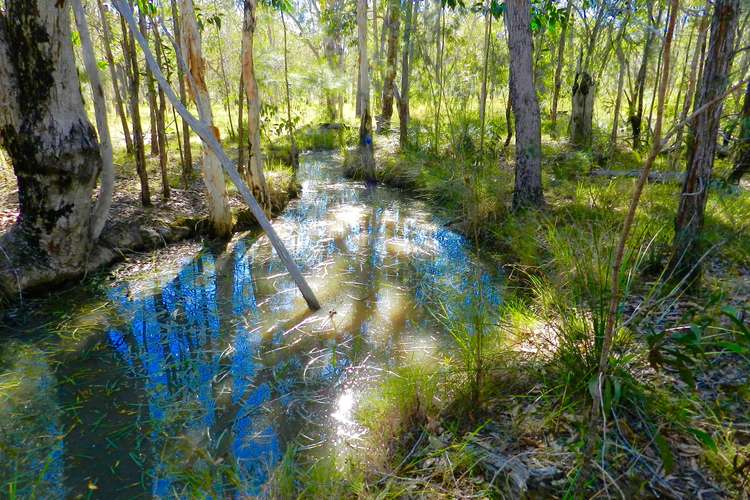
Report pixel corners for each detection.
[179,0,233,238]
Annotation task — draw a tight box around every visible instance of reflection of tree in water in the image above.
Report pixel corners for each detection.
[105,247,284,496]
[94,152,504,495]
[0,344,65,499]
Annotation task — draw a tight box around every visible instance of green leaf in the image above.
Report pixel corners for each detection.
[687,428,717,451]
[655,432,674,474]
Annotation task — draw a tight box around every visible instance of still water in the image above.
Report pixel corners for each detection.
[0,151,502,498]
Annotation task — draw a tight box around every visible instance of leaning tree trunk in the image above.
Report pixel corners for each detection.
[398,0,415,149]
[728,80,750,184]
[357,0,376,181]
[241,0,271,212]
[378,0,400,132]
[0,0,102,293]
[506,0,544,209]
[570,71,594,148]
[179,0,233,237]
[669,0,740,279]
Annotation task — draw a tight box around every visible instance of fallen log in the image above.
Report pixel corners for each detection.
[589,169,686,183]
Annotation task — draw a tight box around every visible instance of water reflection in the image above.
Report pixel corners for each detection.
[0,151,502,497]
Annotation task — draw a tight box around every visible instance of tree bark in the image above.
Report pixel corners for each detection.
[506,0,543,209]
[170,0,193,188]
[0,0,102,274]
[670,0,740,279]
[237,72,246,174]
[571,71,594,148]
[357,0,376,181]
[728,80,750,184]
[241,0,271,212]
[378,0,400,132]
[179,0,233,237]
[398,0,415,150]
[96,0,132,154]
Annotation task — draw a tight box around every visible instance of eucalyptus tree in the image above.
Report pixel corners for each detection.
[170,0,194,187]
[357,0,376,180]
[0,0,106,291]
[570,0,619,148]
[241,0,272,212]
[506,0,544,209]
[378,0,401,131]
[179,0,234,237]
[398,0,416,149]
[670,0,740,279]
[121,1,151,205]
[550,0,572,131]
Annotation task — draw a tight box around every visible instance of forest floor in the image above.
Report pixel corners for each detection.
[328,132,750,498]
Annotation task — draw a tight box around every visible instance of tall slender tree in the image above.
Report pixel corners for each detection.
[378,0,400,131]
[170,0,194,187]
[357,0,376,181]
[398,0,415,149]
[96,0,133,154]
[241,0,271,211]
[121,1,150,205]
[179,0,233,237]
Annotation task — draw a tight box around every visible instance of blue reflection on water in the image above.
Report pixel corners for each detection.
[94,151,503,495]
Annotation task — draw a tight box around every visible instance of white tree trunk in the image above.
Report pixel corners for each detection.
[241,0,271,212]
[0,0,102,271]
[357,0,376,180]
[178,0,233,238]
[72,0,114,241]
